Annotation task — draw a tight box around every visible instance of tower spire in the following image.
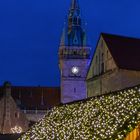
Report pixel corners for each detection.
[71,0,80,10]
[60,0,87,47]
[60,0,86,47]
[59,0,91,104]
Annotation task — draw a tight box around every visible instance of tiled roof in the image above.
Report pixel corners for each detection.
[102,33,140,71]
[0,86,61,110]
[19,85,140,140]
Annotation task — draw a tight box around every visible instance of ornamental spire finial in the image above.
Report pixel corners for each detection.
[71,0,80,10]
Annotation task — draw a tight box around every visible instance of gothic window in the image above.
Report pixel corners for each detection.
[73,17,77,24]
[96,55,98,64]
[15,112,19,118]
[92,66,95,76]
[101,40,103,48]
[106,50,109,71]
[74,51,77,55]
[99,51,100,74]
[107,50,109,58]
[95,55,98,75]
[69,18,72,23]
[101,53,104,74]
[101,63,104,74]
[74,88,76,93]
[101,53,104,62]
[15,112,17,118]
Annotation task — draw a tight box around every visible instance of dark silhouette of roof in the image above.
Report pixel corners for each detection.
[102,33,140,71]
[0,86,61,110]
[0,134,21,140]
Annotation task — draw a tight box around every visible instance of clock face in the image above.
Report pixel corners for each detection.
[71,66,79,74]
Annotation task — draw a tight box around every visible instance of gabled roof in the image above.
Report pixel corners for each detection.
[0,88,28,134]
[102,33,140,71]
[19,85,140,140]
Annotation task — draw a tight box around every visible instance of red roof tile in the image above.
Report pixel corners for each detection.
[0,86,61,110]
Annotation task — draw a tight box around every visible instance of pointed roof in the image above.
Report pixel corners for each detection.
[71,0,80,10]
[0,85,28,134]
[102,33,140,71]
[60,26,68,46]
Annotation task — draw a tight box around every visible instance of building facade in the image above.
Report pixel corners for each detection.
[0,82,28,134]
[59,0,91,103]
[0,82,60,134]
[86,33,140,97]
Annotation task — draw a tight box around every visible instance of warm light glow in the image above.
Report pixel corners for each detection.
[71,66,79,74]
[18,85,140,140]
[11,126,22,134]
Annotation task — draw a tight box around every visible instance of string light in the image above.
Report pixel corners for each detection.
[11,126,22,134]
[18,85,140,140]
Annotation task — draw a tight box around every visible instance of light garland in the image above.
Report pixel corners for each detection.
[11,126,22,134]
[18,85,140,140]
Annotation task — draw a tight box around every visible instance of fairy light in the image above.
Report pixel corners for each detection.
[11,126,22,134]
[18,85,140,140]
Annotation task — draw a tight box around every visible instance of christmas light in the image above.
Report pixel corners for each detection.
[11,126,22,134]
[18,85,140,140]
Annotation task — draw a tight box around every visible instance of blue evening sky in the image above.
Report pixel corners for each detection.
[0,0,140,86]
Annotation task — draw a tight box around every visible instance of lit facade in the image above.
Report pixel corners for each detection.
[87,33,140,97]
[0,82,28,134]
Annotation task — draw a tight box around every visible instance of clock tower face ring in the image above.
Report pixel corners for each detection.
[71,66,79,74]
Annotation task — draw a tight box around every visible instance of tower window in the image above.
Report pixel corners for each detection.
[73,51,77,55]
[73,17,77,24]
[101,53,104,62]
[101,62,104,74]
[101,40,103,47]
[69,18,72,23]
[95,55,98,75]
[101,53,104,73]
[96,55,98,64]
[107,50,109,59]
[74,88,76,93]
[15,112,19,118]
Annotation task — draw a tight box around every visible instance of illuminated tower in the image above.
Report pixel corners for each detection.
[59,0,91,103]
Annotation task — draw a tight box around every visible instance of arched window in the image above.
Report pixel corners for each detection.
[15,112,19,118]
[74,88,76,93]
[95,55,98,75]
[101,53,104,74]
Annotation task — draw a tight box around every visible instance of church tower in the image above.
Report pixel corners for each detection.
[59,0,91,103]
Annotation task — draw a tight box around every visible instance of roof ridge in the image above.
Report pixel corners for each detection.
[101,32,140,40]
